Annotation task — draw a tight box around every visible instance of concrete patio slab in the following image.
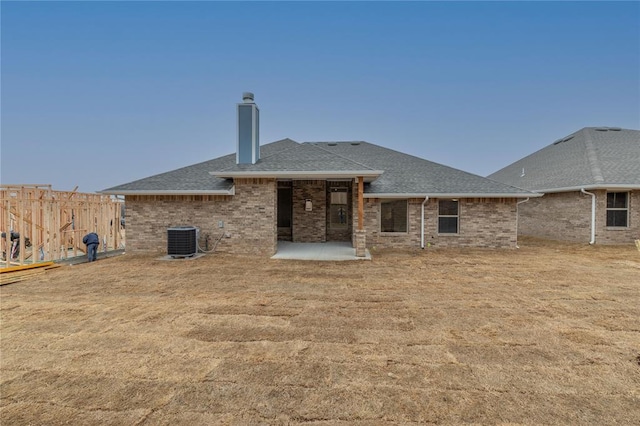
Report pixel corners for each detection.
[271,241,371,261]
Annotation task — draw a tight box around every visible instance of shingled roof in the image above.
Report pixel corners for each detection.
[102,138,534,198]
[488,127,640,192]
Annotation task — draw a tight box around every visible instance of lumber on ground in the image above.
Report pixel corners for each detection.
[0,261,60,285]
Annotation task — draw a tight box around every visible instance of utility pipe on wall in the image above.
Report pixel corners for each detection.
[581,188,596,244]
[421,196,429,249]
[515,197,530,249]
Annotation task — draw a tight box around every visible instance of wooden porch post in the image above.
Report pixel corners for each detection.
[358,176,364,231]
[355,176,366,257]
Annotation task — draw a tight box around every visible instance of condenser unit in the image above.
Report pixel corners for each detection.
[167,226,198,258]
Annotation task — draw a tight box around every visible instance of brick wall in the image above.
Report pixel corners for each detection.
[292,180,326,242]
[519,190,639,244]
[125,178,277,256]
[595,190,639,244]
[363,198,518,249]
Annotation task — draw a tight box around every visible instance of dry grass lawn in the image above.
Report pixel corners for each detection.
[1,238,639,425]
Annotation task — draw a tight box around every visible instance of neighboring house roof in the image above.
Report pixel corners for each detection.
[488,127,640,193]
[101,138,535,198]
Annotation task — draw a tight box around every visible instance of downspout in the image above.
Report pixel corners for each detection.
[421,196,429,249]
[515,198,530,249]
[581,188,596,244]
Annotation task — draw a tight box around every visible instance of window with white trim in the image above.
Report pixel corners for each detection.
[438,200,459,234]
[380,199,407,233]
[606,192,628,227]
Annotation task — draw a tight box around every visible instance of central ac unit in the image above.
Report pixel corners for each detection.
[167,226,198,258]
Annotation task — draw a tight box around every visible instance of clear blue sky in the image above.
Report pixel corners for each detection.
[2,1,639,193]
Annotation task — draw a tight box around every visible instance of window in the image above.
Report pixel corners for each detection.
[606,192,628,227]
[380,200,407,233]
[438,200,459,234]
[329,188,348,229]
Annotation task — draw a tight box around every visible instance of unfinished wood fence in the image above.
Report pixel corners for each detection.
[1,185,124,268]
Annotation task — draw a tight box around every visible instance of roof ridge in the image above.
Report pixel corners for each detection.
[216,139,301,172]
[305,142,377,171]
[582,128,605,183]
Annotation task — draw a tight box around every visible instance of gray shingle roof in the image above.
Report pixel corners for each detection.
[101,138,298,194]
[101,137,533,197]
[217,142,378,173]
[310,142,531,196]
[488,127,640,192]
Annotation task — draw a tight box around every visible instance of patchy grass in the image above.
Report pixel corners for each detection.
[1,238,639,425]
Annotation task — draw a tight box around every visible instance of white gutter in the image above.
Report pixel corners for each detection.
[537,184,639,194]
[363,192,541,199]
[421,196,429,249]
[581,188,596,244]
[515,197,530,248]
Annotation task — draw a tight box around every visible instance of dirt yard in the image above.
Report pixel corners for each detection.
[1,238,639,425]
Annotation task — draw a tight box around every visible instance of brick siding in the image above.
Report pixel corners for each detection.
[519,190,639,244]
[125,178,277,256]
[126,179,524,255]
[292,180,326,242]
[363,198,518,249]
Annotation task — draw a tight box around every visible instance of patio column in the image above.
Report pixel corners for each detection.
[355,176,366,257]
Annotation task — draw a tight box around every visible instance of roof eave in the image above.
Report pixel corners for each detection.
[534,184,640,193]
[98,187,236,196]
[210,170,384,182]
[363,192,540,199]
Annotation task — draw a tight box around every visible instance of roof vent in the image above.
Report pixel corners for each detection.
[350,142,361,146]
[327,143,337,146]
[608,127,622,131]
[553,135,574,145]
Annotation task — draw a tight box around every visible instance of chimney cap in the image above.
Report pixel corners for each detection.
[242,92,255,103]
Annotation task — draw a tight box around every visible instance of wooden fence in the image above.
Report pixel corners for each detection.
[1,184,124,267]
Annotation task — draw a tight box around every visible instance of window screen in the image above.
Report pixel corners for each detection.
[380,200,408,233]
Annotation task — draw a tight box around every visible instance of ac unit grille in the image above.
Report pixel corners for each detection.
[167,226,197,258]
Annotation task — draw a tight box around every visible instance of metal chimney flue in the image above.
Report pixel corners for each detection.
[236,92,260,164]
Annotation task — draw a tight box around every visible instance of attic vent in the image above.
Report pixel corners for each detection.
[327,143,337,146]
[608,127,621,131]
[350,142,361,146]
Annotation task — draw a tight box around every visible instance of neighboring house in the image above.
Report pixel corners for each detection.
[101,93,536,256]
[488,127,640,244]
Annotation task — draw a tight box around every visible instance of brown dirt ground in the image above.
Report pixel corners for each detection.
[1,237,639,425]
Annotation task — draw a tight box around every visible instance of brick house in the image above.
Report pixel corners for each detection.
[101,93,536,256]
[489,127,639,244]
